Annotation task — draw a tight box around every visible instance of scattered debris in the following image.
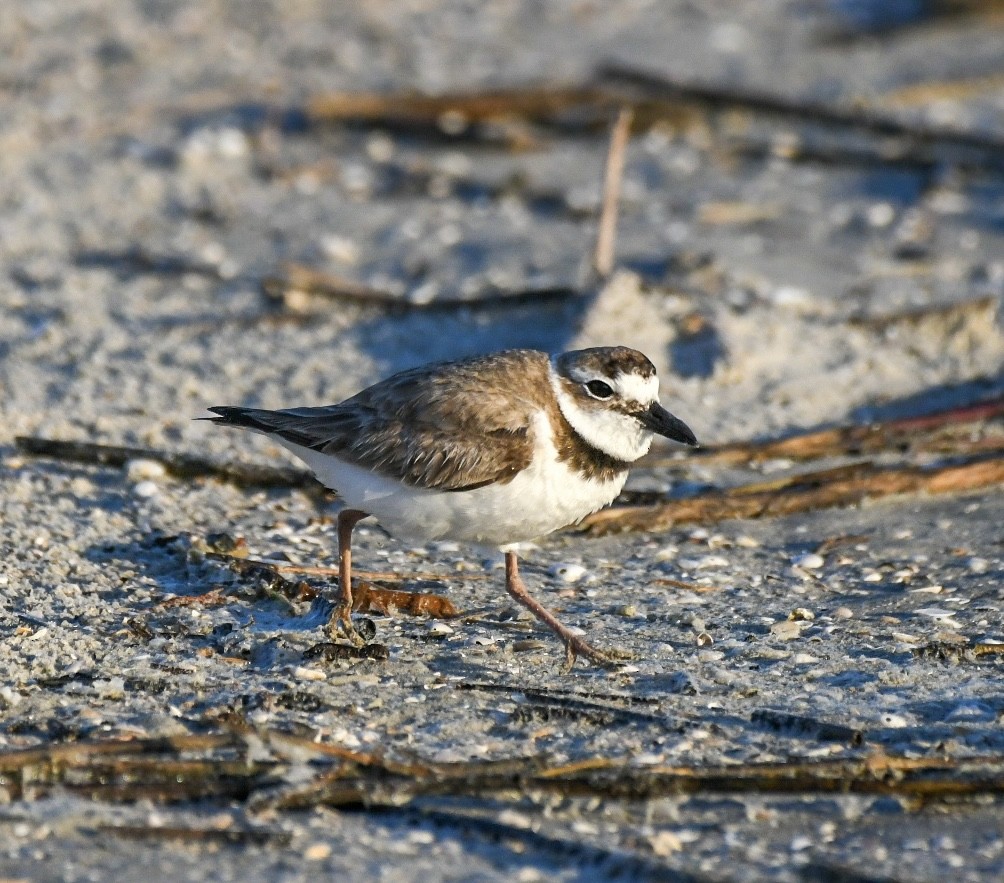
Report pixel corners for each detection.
[15,436,317,491]
[5,730,1004,809]
[263,262,577,314]
[644,394,1004,467]
[302,642,389,662]
[584,453,1004,534]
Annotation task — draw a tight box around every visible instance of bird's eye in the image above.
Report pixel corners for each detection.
[585,380,614,399]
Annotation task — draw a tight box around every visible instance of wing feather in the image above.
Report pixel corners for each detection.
[207,350,550,492]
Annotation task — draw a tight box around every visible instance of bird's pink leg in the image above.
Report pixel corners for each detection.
[329,508,369,645]
[503,551,628,672]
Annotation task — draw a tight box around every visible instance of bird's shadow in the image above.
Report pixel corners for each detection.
[337,292,595,379]
[80,528,528,672]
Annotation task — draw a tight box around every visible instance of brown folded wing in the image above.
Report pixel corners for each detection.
[209,350,551,492]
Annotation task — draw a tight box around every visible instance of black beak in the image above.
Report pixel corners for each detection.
[639,402,698,447]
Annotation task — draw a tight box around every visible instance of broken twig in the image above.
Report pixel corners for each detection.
[263,262,576,314]
[95,823,289,846]
[583,453,1004,534]
[206,553,463,617]
[305,86,610,131]
[6,730,1004,811]
[848,295,998,331]
[15,436,316,491]
[599,63,1004,160]
[261,559,490,583]
[643,394,1004,467]
[593,106,634,280]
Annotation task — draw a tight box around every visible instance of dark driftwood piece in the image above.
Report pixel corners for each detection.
[643,394,1004,467]
[302,76,1004,174]
[74,247,229,279]
[281,752,1004,809]
[257,559,490,582]
[599,64,1004,159]
[96,824,290,845]
[582,454,1004,535]
[263,262,576,313]
[305,76,1004,163]
[14,436,315,490]
[304,86,611,128]
[261,264,407,309]
[207,553,462,617]
[847,295,998,331]
[5,729,1004,810]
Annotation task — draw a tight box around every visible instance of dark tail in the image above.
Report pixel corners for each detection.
[201,406,285,434]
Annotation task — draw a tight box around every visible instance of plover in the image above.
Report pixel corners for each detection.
[205,346,697,668]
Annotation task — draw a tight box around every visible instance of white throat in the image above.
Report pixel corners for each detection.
[548,364,654,463]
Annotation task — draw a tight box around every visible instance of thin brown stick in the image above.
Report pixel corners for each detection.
[582,453,1004,535]
[652,577,722,593]
[304,76,1004,162]
[0,732,241,773]
[750,710,863,745]
[202,531,473,617]
[731,136,944,172]
[593,106,634,280]
[599,63,1004,159]
[8,731,1004,809]
[73,247,234,280]
[96,824,289,845]
[207,554,464,616]
[262,264,402,309]
[304,86,610,128]
[263,262,576,313]
[454,680,662,708]
[14,436,316,490]
[642,394,1004,467]
[263,560,491,582]
[848,295,997,331]
[302,76,1004,175]
[263,750,1004,809]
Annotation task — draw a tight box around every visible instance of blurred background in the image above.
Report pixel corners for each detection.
[3,5,1004,880]
[3,0,1003,451]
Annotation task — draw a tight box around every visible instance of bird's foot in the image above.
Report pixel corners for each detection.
[326,601,367,647]
[561,634,635,673]
[502,550,635,674]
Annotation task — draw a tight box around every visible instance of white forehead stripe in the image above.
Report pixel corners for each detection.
[547,361,656,463]
[553,356,660,406]
[613,371,659,406]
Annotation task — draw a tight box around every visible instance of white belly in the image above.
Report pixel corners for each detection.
[280,416,627,549]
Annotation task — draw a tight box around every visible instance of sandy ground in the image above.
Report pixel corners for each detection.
[3,1,1004,880]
